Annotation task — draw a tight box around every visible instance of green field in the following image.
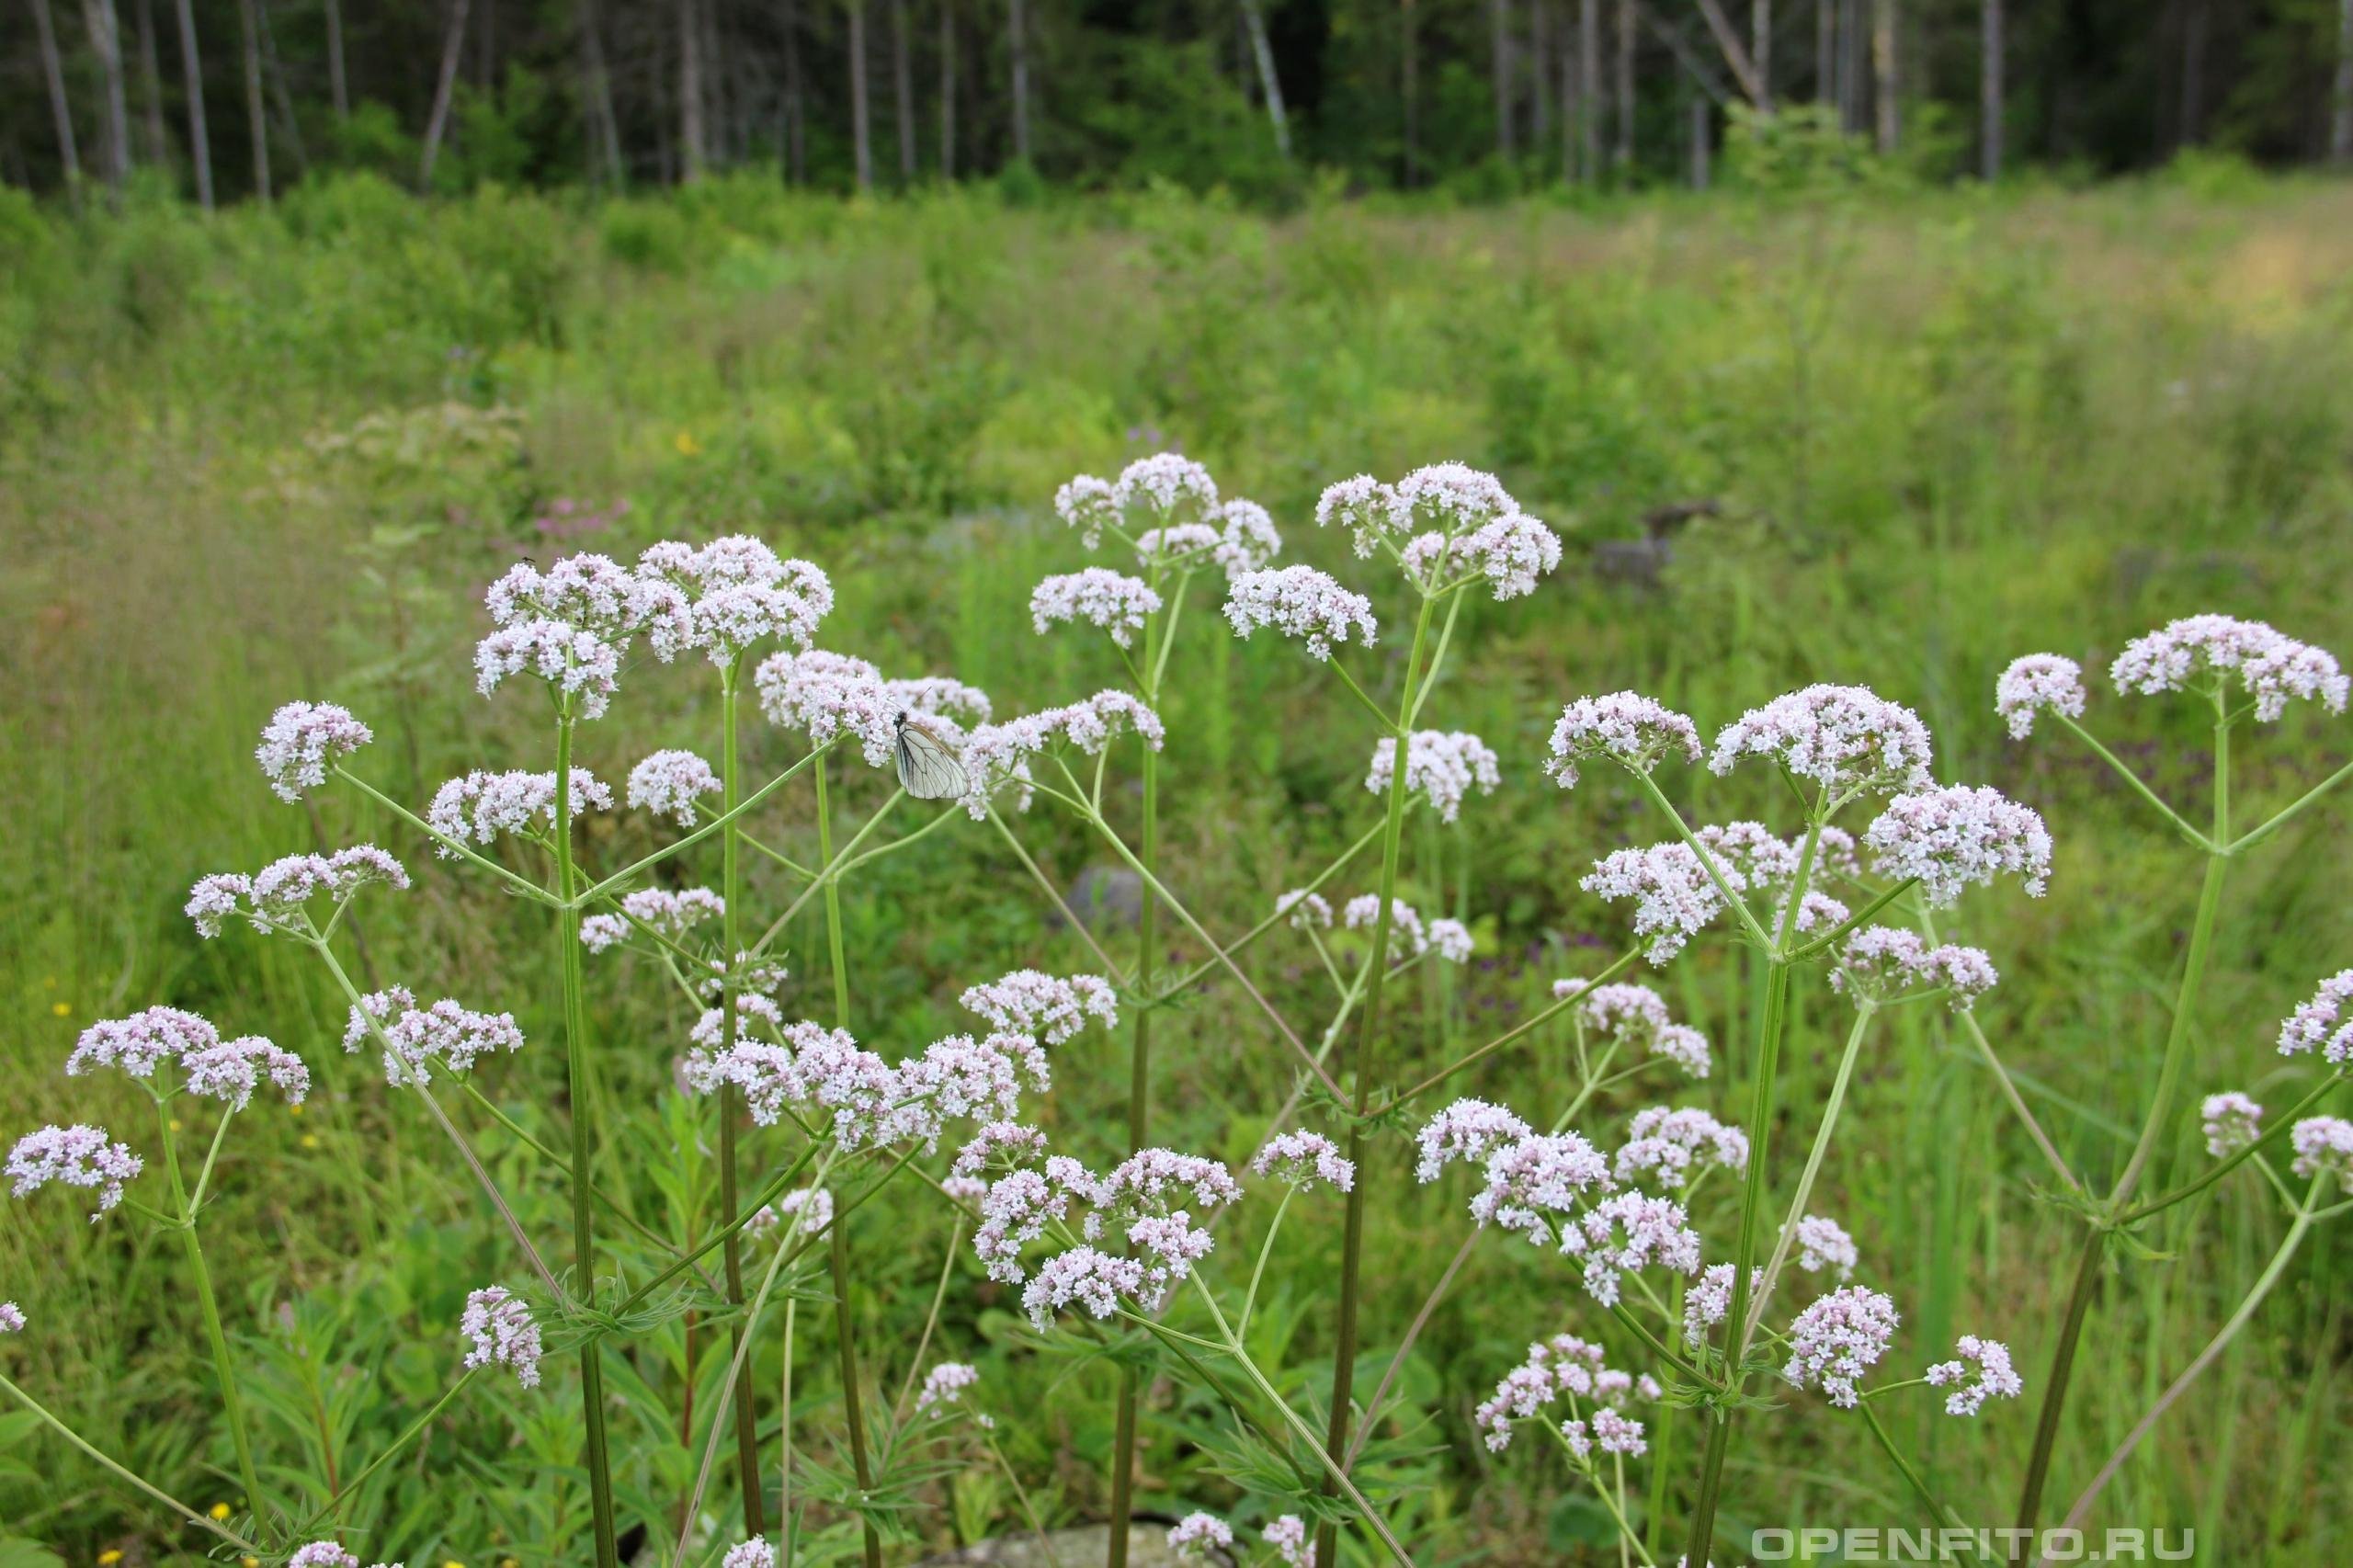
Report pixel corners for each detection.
[4,173,2352,1564]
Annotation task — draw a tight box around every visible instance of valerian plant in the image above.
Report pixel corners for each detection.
[6,459,2348,1568]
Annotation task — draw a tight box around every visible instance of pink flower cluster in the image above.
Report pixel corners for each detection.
[1224,566,1379,661]
[1558,981,1712,1076]
[1783,1286,1900,1407]
[755,648,989,768]
[961,970,1120,1044]
[1030,568,1163,647]
[1863,784,2052,907]
[1167,1512,1236,1559]
[1365,730,1502,824]
[460,1284,543,1387]
[188,846,411,937]
[1472,1334,1650,1455]
[287,1545,402,1568]
[747,1186,835,1241]
[2290,1117,2353,1186]
[1249,1130,1356,1192]
[636,536,833,664]
[626,749,721,826]
[915,1360,983,1418]
[6,1124,142,1219]
[2279,969,2353,1067]
[426,768,611,852]
[1546,693,1702,789]
[1790,1214,1859,1280]
[478,551,690,719]
[1709,685,1935,799]
[343,988,526,1087]
[1582,841,1745,962]
[1615,1106,1749,1189]
[958,691,1165,819]
[1995,654,2087,739]
[1829,926,2001,1010]
[580,886,726,953]
[0,1303,21,1334]
[2200,1092,2263,1157]
[256,700,374,801]
[2109,614,2347,721]
[1923,1335,2024,1416]
[1055,454,1222,548]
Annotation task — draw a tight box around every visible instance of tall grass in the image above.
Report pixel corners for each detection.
[2,173,2351,1562]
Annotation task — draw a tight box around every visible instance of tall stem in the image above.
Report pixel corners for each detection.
[2017,706,2231,1533]
[719,669,768,1540]
[156,1104,268,1526]
[1684,955,1792,1563]
[1312,589,1438,1568]
[556,716,621,1568]
[1108,605,1163,1568]
[815,756,883,1568]
[1743,1003,1875,1339]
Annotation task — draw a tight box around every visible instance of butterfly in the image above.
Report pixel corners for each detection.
[894,710,970,801]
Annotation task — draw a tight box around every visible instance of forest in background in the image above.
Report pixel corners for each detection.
[6,0,2353,209]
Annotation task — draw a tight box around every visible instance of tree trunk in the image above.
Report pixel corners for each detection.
[1815,0,1832,104]
[1490,0,1513,157]
[324,0,347,119]
[236,0,268,199]
[938,0,955,176]
[1241,0,1291,156]
[2181,0,2207,147]
[1559,6,1576,178]
[892,0,915,178]
[849,0,872,188]
[783,0,806,180]
[1750,0,1768,107]
[1980,0,2001,177]
[417,0,472,186]
[679,0,705,180]
[171,0,210,207]
[1613,0,1631,171]
[1840,0,1859,130]
[30,0,83,197]
[1007,0,1030,163]
[2336,0,2353,161]
[1689,91,1709,186]
[1578,0,1598,180]
[579,0,622,184]
[134,0,167,163]
[1401,0,1419,185]
[1529,0,1551,163]
[84,0,135,187]
[257,0,308,176]
[1871,0,1895,153]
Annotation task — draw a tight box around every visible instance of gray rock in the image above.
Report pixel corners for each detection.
[915,1524,1216,1566]
[1052,865,1144,932]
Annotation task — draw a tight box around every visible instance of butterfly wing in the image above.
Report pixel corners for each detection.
[895,719,971,801]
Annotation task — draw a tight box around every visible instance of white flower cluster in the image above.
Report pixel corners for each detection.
[1224,565,1378,661]
[1558,981,1712,1076]
[1472,1333,1652,1455]
[1922,1335,2024,1416]
[426,768,611,853]
[957,691,1165,820]
[1863,784,2052,907]
[1249,1130,1357,1192]
[2279,969,2353,1067]
[1546,692,1702,789]
[626,749,721,827]
[2290,1117,2353,1187]
[256,700,374,801]
[1365,730,1502,824]
[1614,1106,1749,1189]
[636,536,833,665]
[187,846,411,937]
[1782,1285,1900,1408]
[2200,1091,2263,1157]
[960,970,1120,1044]
[1582,841,1746,962]
[460,1284,543,1387]
[1994,654,2087,739]
[343,988,527,1087]
[2109,614,2347,721]
[477,552,686,720]
[580,886,725,953]
[1710,685,1935,799]
[1790,1213,1859,1280]
[1828,926,2000,1009]
[1029,568,1163,647]
[1054,453,1222,549]
[5,1124,143,1220]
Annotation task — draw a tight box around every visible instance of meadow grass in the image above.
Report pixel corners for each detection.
[1,173,2350,1563]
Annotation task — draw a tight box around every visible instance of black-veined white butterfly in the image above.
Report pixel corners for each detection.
[893,710,969,801]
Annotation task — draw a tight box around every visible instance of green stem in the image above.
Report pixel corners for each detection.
[814,756,883,1568]
[0,1370,263,1554]
[1313,587,1437,1568]
[155,1102,269,1527]
[1633,768,1774,948]
[579,743,826,903]
[718,667,768,1541]
[2121,1074,2342,1223]
[1109,664,1160,1567]
[556,716,621,1568]
[1390,949,1643,1109]
[333,767,562,906]
[1743,1004,1876,1341]
[1915,908,2082,1194]
[986,809,1131,983]
[1860,1402,1962,1528]
[2053,713,2211,851]
[1237,1185,1296,1343]
[315,1370,477,1525]
[1684,954,1793,1565]
[2224,753,2353,855]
